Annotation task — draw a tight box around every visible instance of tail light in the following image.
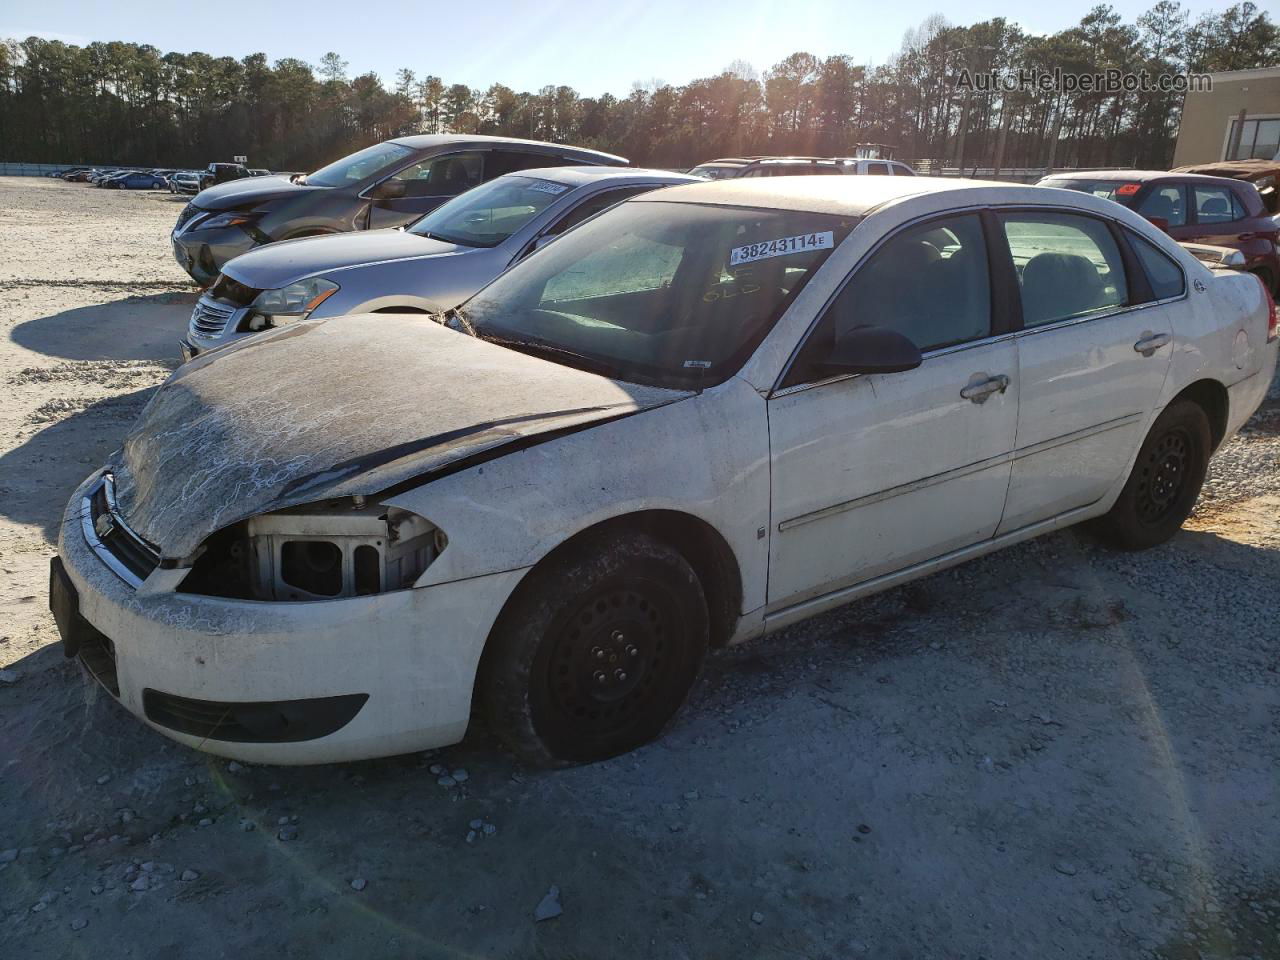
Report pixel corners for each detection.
[1261,275,1278,343]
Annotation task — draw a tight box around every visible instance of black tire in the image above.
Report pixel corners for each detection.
[479,532,709,767]
[1094,399,1211,550]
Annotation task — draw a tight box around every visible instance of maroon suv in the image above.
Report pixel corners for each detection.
[1039,170,1280,293]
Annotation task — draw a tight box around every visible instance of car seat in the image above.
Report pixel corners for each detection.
[1021,252,1106,325]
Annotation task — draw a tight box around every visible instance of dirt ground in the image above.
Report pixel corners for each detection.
[1,175,1279,960]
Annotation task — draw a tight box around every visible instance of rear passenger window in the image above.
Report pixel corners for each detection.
[865,163,890,176]
[807,213,991,359]
[1136,185,1187,226]
[1001,212,1127,327]
[1129,233,1186,300]
[1193,185,1237,225]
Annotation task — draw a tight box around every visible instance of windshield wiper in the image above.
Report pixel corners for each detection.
[481,333,629,380]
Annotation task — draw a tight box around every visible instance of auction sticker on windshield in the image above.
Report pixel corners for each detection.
[528,181,570,194]
[730,231,834,266]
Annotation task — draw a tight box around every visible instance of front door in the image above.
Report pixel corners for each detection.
[767,212,1018,608]
[367,151,485,229]
[995,210,1174,533]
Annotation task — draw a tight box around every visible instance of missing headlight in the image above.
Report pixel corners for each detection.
[179,500,445,601]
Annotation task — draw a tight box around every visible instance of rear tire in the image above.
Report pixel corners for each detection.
[479,532,708,767]
[1094,399,1211,550]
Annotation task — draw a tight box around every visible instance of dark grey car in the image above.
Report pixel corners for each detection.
[171,135,628,284]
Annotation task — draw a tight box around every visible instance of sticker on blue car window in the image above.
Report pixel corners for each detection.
[528,181,570,195]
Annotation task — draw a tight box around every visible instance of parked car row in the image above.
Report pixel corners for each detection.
[47,132,1280,770]
[689,155,918,179]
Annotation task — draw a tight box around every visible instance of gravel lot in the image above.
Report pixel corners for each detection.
[1,175,1278,960]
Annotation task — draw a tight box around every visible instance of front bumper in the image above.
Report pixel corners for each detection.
[54,472,528,764]
[171,225,259,285]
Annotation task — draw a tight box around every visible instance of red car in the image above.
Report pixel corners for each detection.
[1039,170,1280,293]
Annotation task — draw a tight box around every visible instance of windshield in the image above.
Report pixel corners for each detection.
[689,165,742,180]
[1047,179,1141,205]
[409,176,572,247]
[306,142,414,188]
[452,200,859,388]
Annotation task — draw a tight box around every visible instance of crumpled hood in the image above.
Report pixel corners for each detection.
[193,175,323,211]
[110,316,688,558]
[223,229,463,289]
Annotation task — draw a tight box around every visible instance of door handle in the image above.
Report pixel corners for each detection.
[1134,332,1171,357]
[960,374,1010,404]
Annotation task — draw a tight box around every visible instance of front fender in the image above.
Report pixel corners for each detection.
[384,376,771,615]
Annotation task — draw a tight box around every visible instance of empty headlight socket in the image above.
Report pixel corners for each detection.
[243,503,441,601]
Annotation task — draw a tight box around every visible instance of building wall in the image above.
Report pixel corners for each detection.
[1173,68,1280,167]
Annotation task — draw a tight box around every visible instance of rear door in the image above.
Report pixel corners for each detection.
[995,209,1173,534]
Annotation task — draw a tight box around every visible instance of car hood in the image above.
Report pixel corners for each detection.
[223,229,465,289]
[108,316,689,559]
[193,175,325,210]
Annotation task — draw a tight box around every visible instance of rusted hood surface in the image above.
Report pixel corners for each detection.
[111,315,687,558]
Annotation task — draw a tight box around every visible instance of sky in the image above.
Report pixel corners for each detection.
[2,0,1249,96]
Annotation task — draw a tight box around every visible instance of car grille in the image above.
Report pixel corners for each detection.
[174,203,202,232]
[189,297,236,339]
[82,474,160,588]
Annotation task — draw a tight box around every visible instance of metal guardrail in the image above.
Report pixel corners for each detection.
[0,162,130,177]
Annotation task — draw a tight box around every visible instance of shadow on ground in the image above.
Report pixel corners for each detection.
[9,292,195,363]
[0,390,158,539]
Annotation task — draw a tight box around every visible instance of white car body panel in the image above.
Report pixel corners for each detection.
[56,176,1278,763]
[767,339,1018,606]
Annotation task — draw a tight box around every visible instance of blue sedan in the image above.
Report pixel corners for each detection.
[112,172,167,190]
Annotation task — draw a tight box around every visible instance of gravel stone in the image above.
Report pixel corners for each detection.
[70,917,88,931]
[751,911,765,924]
[351,877,367,891]
[180,869,199,882]
[534,885,562,921]
[277,826,298,842]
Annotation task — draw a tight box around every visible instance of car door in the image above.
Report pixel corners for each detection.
[367,151,486,228]
[766,211,1019,607]
[995,208,1174,534]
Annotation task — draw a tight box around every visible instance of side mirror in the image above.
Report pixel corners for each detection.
[1144,216,1170,233]
[371,180,408,201]
[819,325,923,377]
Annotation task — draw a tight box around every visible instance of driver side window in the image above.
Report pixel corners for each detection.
[390,152,484,198]
[788,213,992,385]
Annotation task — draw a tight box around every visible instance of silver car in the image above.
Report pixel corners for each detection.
[181,166,698,359]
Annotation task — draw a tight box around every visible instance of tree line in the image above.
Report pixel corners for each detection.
[1,3,1277,173]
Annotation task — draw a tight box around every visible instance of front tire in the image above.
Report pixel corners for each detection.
[1094,399,1211,550]
[479,532,709,767]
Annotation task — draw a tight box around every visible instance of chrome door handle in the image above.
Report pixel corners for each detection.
[960,374,1010,404]
[1134,332,1171,357]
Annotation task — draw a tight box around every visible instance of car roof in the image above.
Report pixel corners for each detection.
[1041,169,1247,187]
[510,166,703,188]
[388,134,627,165]
[635,175,1049,215]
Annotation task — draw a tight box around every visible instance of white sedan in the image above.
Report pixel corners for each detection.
[52,177,1278,766]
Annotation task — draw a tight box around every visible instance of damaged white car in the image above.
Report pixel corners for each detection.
[52,177,1278,766]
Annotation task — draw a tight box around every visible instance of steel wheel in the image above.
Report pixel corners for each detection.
[1134,427,1190,525]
